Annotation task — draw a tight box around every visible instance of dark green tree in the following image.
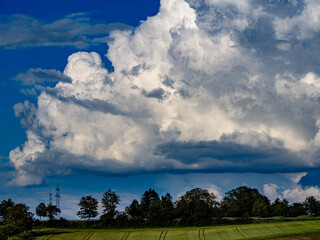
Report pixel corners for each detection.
[304,196,320,216]
[176,188,217,226]
[46,205,61,221]
[221,186,269,218]
[147,199,162,226]
[77,195,99,223]
[288,203,307,217]
[4,203,33,234]
[0,199,14,220]
[114,211,129,228]
[140,188,159,217]
[125,199,144,226]
[146,193,175,227]
[271,198,289,217]
[100,189,120,226]
[36,202,47,220]
[102,190,120,214]
[160,193,175,226]
[252,199,269,217]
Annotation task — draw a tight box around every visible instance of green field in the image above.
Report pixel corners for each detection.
[26,220,320,240]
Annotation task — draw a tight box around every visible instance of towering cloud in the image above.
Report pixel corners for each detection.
[9,0,320,186]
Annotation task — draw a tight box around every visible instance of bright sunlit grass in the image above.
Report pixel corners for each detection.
[26,220,320,240]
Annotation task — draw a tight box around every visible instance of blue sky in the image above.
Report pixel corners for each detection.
[2,0,320,219]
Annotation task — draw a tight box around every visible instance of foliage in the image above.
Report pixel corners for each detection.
[8,185,320,231]
[0,199,14,221]
[0,224,21,240]
[46,205,61,221]
[100,189,121,226]
[35,202,47,220]
[271,198,289,217]
[146,199,162,226]
[0,199,34,238]
[252,198,269,217]
[114,211,129,228]
[304,196,320,216]
[35,202,60,221]
[125,199,144,226]
[221,186,270,218]
[175,188,217,226]
[160,193,175,225]
[77,195,99,222]
[146,193,175,226]
[102,189,120,214]
[4,203,33,237]
[140,188,159,217]
[288,203,307,217]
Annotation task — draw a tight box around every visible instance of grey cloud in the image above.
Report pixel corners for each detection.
[162,76,175,88]
[13,148,144,179]
[15,68,72,85]
[0,14,132,49]
[124,64,150,76]
[13,101,37,129]
[262,0,304,18]
[156,139,303,173]
[142,88,167,101]
[20,88,38,96]
[10,140,304,181]
[44,88,150,118]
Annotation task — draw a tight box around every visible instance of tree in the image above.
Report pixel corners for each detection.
[160,193,175,226]
[140,188,159,217]
[288,203,307,217]
[46,205,61,221]
[36,202,47,220]
[77,195,99,223]
[271,198,289,217]
[252,199,269,217]
[4,203,33,234]
[304,196,320,216]
[147,200,162,226]
[125,199,144,226]
[0,199,14,221]
[100,189,120,225]
[114,211,129,228]
[221,186,270,218]
[176,188,217,226]
[146,193,175,227]
[0,200,33,238]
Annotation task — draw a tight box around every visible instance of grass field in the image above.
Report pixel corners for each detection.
[25,220,320,240]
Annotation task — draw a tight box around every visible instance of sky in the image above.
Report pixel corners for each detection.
[2,0,320,219]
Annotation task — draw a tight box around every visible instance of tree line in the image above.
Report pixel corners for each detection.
[55,186,320,227]
[1,185,320,238]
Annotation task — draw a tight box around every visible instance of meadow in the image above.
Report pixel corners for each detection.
[26,220,320,240]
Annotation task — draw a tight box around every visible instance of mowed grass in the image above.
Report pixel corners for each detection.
[28,220,320,240]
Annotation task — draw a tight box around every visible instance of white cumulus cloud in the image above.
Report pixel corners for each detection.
[9,0,320,185]
[263,183,280,202]
[283,186,320,203]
